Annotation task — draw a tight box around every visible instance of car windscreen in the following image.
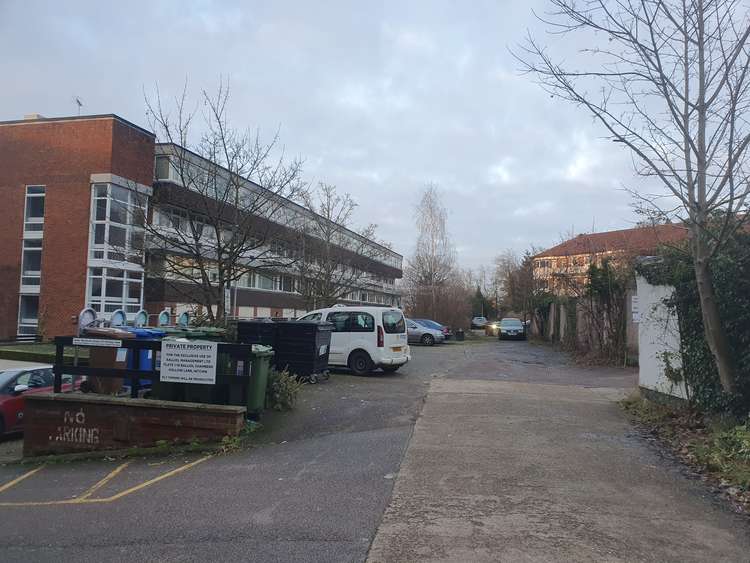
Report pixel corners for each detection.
[500,319,524,328]
[383,311,406,334]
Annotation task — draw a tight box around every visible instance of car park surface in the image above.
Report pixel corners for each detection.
[1,340,746,562]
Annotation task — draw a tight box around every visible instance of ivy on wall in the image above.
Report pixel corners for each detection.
[637,233,750,415]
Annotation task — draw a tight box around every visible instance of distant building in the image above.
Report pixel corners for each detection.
[532,224,689,295]
[0,113,402,340]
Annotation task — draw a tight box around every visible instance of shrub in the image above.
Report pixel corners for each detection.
[265,369,303,411]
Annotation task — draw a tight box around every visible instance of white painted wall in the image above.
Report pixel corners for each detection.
[237,306,254,319]
[636,275,688,399]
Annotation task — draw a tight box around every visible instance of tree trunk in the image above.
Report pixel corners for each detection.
[694,242,736,394]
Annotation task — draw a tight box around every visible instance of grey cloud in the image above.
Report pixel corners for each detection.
[1,0,643,268]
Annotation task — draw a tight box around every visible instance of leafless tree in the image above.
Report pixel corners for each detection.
[493,250,521,311]
[517,0,750,393]
[404,184,457,319]
[294,182,389,308]
[139,83,305,324]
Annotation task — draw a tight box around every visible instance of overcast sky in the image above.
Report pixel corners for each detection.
[0,0,645,269]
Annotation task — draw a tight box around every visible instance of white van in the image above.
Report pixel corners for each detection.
[298,306,410,375]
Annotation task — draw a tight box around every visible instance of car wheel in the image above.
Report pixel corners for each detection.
[382,365,400,373]
[348,351,374,376]
[421,334,435,346]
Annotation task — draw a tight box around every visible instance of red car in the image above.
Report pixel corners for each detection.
[0,365,75,435]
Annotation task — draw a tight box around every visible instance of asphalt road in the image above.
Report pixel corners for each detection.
[0,339,444,563]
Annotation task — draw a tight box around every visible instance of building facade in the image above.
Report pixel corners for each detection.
[0,114,402,340]
[532,224,688,295]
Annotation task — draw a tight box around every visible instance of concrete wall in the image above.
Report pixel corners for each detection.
[636,275,687,399]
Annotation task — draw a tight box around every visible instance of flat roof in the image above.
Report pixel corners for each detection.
[0,113,155,138]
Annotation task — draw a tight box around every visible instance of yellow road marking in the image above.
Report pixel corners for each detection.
[0,465,45,494]
[78,461,131,500]
[91,455,211,503]
[0,456,211,508]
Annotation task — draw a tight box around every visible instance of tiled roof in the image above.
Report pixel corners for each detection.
[534,224,689,258]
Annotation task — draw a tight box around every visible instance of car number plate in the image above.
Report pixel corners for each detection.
[392,346,402,352]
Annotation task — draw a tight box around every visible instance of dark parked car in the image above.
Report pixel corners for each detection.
[0,365,76,435]
[414,319,453,340]
[497,318,527,340]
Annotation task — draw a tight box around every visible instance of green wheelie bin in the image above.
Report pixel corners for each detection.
[246,346,274,420]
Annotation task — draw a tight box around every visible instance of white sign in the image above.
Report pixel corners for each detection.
[72,338,123,348]
[160,340,218,385]
[631,295,641,323]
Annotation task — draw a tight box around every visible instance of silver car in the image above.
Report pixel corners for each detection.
[406,319,445,346]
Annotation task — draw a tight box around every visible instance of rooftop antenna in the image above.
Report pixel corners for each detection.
[73,96,83,115]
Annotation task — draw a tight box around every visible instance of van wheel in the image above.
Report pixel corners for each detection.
[348,351,373,375]
[421,334,435,346]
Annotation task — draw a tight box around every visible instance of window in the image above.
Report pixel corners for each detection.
[300,313,322,321]
[327,311,350,332]
[17,368,53,388]
[24,185,45,233]
[17,295,39,336]
[257,273,274,291]
[383,311,406,334]
[279,275,295,293]
[155,155,171,180]
[90,183,145,264]
[349,312,374,332]
[20,239,42,288]
[87,267,142,315]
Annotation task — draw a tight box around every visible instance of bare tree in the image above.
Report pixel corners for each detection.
[493,250,521,311]
[404,184,457,319]
[140,83,305,324]
[294,182,388,308]
[518,0,750,393]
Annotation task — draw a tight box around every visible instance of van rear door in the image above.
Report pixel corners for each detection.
[382,309,407,353]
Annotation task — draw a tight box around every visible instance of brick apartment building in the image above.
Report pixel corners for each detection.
[0,114,403,341]
[532,224,689,295]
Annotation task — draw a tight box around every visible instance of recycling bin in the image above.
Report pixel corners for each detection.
[124,327,166,390]
[274,321,332,378]
[235,320,278,347]
[247,346,274,419]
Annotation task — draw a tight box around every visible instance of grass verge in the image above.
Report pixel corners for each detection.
[621,392,750,513]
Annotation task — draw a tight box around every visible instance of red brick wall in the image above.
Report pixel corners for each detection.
[23,393,246,457]
[0,116,154,340]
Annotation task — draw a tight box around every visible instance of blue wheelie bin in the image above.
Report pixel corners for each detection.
[124,327,166,390]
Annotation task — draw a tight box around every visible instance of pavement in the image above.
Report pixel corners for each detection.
[0,339,747,562]
[367,341,750,563]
